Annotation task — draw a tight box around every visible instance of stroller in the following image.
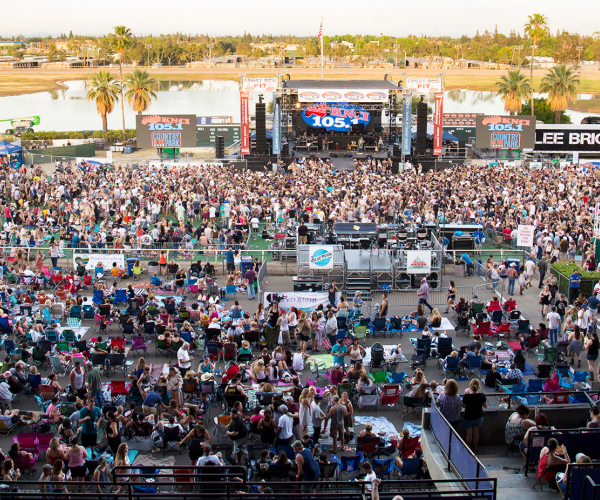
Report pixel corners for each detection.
[369,342,385,372]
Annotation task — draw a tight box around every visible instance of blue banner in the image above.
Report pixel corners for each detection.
[402,94,412,155]
[272,96,281,155]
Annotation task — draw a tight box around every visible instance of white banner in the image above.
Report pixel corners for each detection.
[517,225,535,247]
[298,89,389,103]
[106,150,113,163]
[146,161,223,169]
[73,252,125,272]
[406,250,432,274]
[242,77,278,92]
[309,245,334,269]
[405,78,442,93]
[263,291,341,311]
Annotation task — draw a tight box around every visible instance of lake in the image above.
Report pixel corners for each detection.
[0,80,597,132]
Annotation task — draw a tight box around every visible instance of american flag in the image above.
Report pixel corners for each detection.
[318,21,323,41]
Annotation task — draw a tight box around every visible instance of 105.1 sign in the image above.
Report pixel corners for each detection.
[475,115,536,150]
[136,114,197,149]
[302,103,370,131]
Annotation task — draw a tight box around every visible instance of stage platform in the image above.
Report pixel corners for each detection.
[345,250,394,272]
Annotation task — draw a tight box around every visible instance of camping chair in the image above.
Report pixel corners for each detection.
[394,456,421,479]
[335,454,362,480]
[155,337,171,358]
[386,371,406,385]
[456,313,471,337]
[50,356,67,376]
[372,317,387,338]
[223,285,237,301]
[62,330,76,343]
[39,384,55,401]
[411,338,431,368]
[113,289,128,305]
[379,385,401,410]
[474,321,491,337]
[357,436,380,459]
[357,384,378,410]
[465,354,482,379]
[222,342,237,362]
[110,380,129,398]
[402,396,424,419]
[388,316,404,338]
[437,337,453,358]
[131,336,148,353]
[372,458,395,480]
[524,334,541,357]
[441,355,462,378]
[370,371,388,385]
[163,426,183,454]
[107,353,127,378]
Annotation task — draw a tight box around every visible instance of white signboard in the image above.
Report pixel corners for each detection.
[517,225,535,247]
[406,250,432,274]
[573,152,579,165]
[73,252,125,272]
[106,150,113,163]
[298,89,389,103]
[405,78,442,93]
[242,77,278,92]
[309,245,334,269]
[263,291,341,311]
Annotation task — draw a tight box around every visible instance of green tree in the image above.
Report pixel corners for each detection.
[109,26,134,133]
[524,13,550,116]
[124,69,158,115]
[85,70,120,133]
[519,98,571,124]
[495,70,531,115]
[538,64,580,124]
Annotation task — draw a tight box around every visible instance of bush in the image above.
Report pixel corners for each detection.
[551,262,600,298]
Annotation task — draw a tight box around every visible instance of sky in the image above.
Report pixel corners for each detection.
[2,0,599,38]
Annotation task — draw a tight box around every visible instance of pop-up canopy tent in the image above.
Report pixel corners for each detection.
[410,124,459,142]
[0,140,23,167]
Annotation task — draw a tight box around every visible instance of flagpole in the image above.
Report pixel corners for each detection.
[320,17,324,80]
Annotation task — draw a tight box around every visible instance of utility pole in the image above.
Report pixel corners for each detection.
[577,45,583,67]
[515,45,522,68]
[145,44,152,68]
[393,44,400,69]
[454,44,461,68]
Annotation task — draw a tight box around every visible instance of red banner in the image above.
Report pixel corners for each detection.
[240,92,250,155]
[433,92,444,156]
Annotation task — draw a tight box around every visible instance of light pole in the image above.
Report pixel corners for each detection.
[515,45,522,68]
[454,44,461,68]
[577,45,583,67]
[145,44,152,68]
[207,42,214,73]
[394,44,400,69]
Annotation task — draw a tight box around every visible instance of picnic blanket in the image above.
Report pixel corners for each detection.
[508,341,522,351]
[354,416,399,438]
[132,454,176,469]
[310,353,336,369]
[363,344,407,365]
[151,363,167,381]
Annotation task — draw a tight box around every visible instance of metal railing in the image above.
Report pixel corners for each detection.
[370,285,474,310]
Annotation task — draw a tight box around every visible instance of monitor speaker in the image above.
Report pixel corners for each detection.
[255,102,266,155]
[416,100,428,155]
[281,143,289,156]
[215,136,224,159]
[393,144,400,157]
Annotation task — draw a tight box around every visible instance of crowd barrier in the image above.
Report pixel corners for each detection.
[429,404,492,491]
[566,464,600,500]
[524,428,600,476]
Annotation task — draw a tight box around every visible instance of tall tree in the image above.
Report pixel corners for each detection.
[524,13,550,116]
[109,26,133,133]
[495,70,531,115]
[538,64,580,124]
[85,70,119,133]
[124,69,158,114]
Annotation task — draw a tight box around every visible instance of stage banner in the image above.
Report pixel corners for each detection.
[273,97,281,155]
[240,92,250,155]
[405,78,442,93]
[517,225,535,247]
[264,291,341,311]
[402,94,412,155]
[298,89,389,103]
[309,246,334,269]
[433,92,444,155]
[406,250,432,274]
[242,77,278,92]
[73,252,125,272]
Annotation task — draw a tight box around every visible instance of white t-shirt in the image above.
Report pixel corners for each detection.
[364,471,377,491]
[278,413,293,439]
[178,347,191,369]
[546,311,561,330]
[292,353,305,371]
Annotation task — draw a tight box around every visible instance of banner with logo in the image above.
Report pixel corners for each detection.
[263,291,341,311]
[240,92,250,155]
[73,252,125,272]
[405,78,442,93]
[433,92,444,156]
[242,77,278,92]
[475,115,536,149]
[402,94,412,155]
[298,89,389,103]
[273,97,281,155]
[302,103,370,132]
[309,245,334,269]
[136,114,197,148]
[406,250,432,274]
[517,225,535,247]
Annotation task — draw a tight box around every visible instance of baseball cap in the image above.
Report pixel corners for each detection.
[230,408,238,415]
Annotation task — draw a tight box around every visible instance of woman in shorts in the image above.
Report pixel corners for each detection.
[159,251,167,277]
[461,379,487,452]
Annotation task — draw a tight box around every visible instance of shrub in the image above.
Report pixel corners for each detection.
[551,262,600,298]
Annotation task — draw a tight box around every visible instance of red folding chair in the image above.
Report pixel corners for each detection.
[379,385,401,410]
[223,342,237,361]
[110,380,129,397]
[474,321,491,337]
[110,338,124,351]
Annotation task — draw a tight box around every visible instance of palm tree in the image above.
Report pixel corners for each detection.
[124,69,158,114]
[523,13,550,116]
[539,64,580,124]
[495,70,531,115]
[85,71,120,133]
[109,26,134,133]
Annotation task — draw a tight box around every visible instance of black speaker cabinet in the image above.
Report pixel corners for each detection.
[255,102,266,155]
[416,101,428,155]
[215,136,224,159]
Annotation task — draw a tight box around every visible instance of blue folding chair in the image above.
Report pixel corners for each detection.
[92,289,104,305]
[573,370,590,383]
[332,454,363,480]
[372,458,394,480]
[386,371,406,385]
[394,456,420,479]
[527,378,543,392]
[441,355,462,378]
[223,285,237,301]
[113,289,128,305]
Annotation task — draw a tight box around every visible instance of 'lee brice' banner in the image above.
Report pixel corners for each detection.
[240,92,250,155]
[433,93,444,156]
[402,94,412,155]
[263,291,342,311]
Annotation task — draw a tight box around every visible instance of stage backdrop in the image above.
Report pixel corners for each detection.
[136,115,197,148]
[264,291,342,311]
[475,115,536,149]
[406,250,432,274]
[73,252,125,271]
[298,89,389,103]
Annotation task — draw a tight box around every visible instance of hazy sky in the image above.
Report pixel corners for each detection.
[3,0,599,38]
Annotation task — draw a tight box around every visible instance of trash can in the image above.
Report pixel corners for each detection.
[506,258,520,273]
[126,258,137,278]
[477,259,483,277]
[123,146,133,154]
[240,257,252,276]
[455,262,466,278]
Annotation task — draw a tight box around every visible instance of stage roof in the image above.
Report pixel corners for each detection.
[282,80,400,90]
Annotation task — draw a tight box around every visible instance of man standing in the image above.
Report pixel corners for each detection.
[142,389,165,418]
[507,263,518,296]
[380,293,388,318]
[546,306,562,345]
[227,408,248,465]
[569,268,581,304]
[78,398,102,457]
[525,257,536,288]
[459,253,472,278]
[294,440,320,493]
[245,266,256,300]
[417,278,433,312]
[86,361,103,409]
[276,405,294,446]
[328,281,339,307]
[326,395,347,453]
[324,311,338,343]
[177,342,192,377]
[298,222,309,245]
[538,257,548,289]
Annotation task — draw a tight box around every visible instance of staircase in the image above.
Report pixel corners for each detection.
[345,276,371,295]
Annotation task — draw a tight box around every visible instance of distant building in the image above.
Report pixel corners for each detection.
[0,41,26,48]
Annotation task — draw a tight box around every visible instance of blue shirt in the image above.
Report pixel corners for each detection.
[570,273,581,288]
[589,296,599,310]
[332,344,347,365]
[461,253,472,264]
[143,391,162,407]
